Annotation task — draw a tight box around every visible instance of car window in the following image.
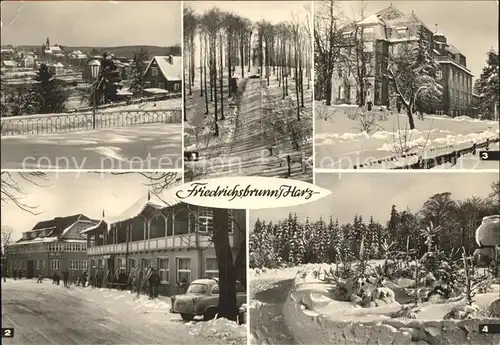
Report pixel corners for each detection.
[186,283,208,294]
[236,281,245,292]
[211,284,220,294]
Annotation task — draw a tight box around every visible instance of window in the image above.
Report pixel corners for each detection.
[144,81,151,88]
[91,259,96,268]
[177,258,191,284]
[8,261,12,269]
[98,259,104,268]
[151,67,158,76]
[70,260,78,270]
[174,83,180,92]
[13,261,17,269]
[50,259,60,270]
[342,31,352,38]
[80,260,87,270]
[157,257,170,283]
[21,261,25,269]
[118,258,126,269]
[198,208,214,233]
[128,258,137,269]
[36,260,40,270]
[363,27,374,35]
[158,82,165,90]
[436,70,442,80]
[40,260,45,270]
[205,257,218,278]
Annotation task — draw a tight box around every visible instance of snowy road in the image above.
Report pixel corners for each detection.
[187,78,312,181]
[1,279,231,345]
[1,124,182,169]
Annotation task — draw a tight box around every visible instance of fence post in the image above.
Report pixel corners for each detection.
[472,142,477,155]
[486,138,490,150]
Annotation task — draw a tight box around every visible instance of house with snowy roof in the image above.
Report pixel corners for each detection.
[142,55,182,93]
[80,191,246,296]
[6,214,98,279]
[331,4,474,116]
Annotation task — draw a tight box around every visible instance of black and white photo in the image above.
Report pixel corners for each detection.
[183,1,314,182]
[249,172,500,344]
[314,1,499,169]
[1,171,247,345]
[0,1,183,170]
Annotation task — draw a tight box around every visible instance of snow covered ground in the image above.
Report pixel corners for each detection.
[1,123,183,169]
[1,278,246,345]
[315,102,500,169]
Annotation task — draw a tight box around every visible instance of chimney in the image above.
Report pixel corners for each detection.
[168,55,173,64]
[147,190,151,201]
[435,24,438,33]
[102,209,105,218]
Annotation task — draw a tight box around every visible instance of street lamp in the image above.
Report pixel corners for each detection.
[89,60,100,129]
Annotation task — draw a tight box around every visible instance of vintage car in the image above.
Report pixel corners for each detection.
[170,277,246,321]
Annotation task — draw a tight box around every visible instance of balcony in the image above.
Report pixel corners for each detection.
[87,233,234,256]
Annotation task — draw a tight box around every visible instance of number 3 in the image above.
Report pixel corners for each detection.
[482,325,489,333]
[481,152,488,160]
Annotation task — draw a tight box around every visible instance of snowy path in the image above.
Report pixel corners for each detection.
[187,79,312,182]
[1,279,219,345]
[1,124,182,169]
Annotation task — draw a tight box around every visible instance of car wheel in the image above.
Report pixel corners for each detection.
[203,308,217,321]
[180,313,194,321]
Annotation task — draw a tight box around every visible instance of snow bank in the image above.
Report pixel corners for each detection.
[282,268,500,345]
[187,318,246,345]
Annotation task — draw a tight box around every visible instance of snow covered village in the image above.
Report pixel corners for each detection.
[0,1,183,170]
[314,1,499,169]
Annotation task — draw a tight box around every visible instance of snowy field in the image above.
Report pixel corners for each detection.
[315,102,499,169]
[1,123,183,169]
[1,99,182,137]
[1,279,246,345]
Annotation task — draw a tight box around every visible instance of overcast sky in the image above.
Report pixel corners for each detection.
[0,1,181,47]
[186,1,311,25]
[1,172,179,241]
[249,172,499,228]
[327,1,498,80]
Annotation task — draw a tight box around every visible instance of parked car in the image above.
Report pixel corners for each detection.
[170,278,246,321]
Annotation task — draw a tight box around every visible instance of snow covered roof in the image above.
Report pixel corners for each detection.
[144,88,169,95]
[358,14,383,26]
[446,44,462,55]
[88,59,101,66]
[433,32,445,37]
[145,56,182,81]
[10,237,86,246]
[52,62,64,67]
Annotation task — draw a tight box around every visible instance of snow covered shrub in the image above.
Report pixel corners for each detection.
[420,249,462,299]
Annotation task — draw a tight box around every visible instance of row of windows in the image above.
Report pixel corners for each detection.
[90,257,218,285]
[450,89,472,106]
[92,208,234,246]
[9,242,87,254]
[8,260,87,271]
[449,68,472,90]
[48,243,87,252]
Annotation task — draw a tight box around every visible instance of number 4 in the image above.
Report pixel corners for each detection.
[481,325,489,333]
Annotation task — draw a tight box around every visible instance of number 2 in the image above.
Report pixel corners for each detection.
[482,325,489,333]
[3,329,12,337]
[481,152,488,160]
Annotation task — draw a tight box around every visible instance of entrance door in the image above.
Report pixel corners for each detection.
[27,260,34,279]
[107,258,115,275]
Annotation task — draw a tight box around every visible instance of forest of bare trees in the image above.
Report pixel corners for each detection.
[184,5,313,136]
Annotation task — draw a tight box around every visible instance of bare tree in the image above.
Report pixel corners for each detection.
[314,0,343,105]
[1,172,48,215]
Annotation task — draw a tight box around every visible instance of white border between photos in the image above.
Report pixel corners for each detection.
[181,0,186,183]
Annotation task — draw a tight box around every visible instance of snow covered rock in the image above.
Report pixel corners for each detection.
[488,297,500,317]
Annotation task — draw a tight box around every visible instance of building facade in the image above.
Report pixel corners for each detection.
[6,214,97,279]
[331,5,474,116]
[82,194,246,296]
